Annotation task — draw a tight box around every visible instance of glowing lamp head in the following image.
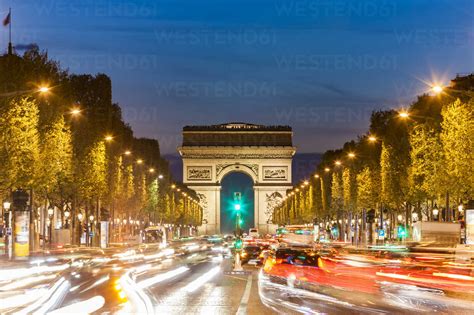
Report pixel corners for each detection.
[368,136,377,142]
[38,86,50,93]
[70,108,81,116]
[399,111,409,119]
[234,204,241,211]
[432,85,443,94]
[348,152,355,158]
[3,201,11,210]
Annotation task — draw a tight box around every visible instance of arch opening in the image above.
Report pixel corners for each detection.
[220,172,254,235]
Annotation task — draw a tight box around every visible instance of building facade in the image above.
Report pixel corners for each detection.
[178,123,295,235]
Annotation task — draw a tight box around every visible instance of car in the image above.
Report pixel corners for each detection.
[249,228,259,238]
[240,244,263,265]
[265,247,321,269]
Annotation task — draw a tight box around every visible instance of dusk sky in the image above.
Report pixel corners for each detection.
[3,0,473,154]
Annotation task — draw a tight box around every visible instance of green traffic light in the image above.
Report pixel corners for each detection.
[234,238,243,249]
[234,204,241,211]
[398,226,406,237]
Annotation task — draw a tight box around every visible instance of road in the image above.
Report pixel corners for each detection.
[0,245,276,314]
[2,243,473,314]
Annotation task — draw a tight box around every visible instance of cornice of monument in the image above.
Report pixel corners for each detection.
[178,146,296,159]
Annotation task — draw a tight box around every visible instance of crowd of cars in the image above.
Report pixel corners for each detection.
[143,226,473,312]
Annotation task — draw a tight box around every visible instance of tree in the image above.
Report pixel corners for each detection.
[37,115,73,200]
[145,179,159,217]
[408,123,444,202]
[77,141,108,201]
[357,167,379,212]
[342,168,357,213]
[331,171,343,213]
[440,98,474,199]
[380,142,408,211]
[0,97,40,190]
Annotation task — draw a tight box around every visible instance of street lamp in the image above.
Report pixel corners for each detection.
[368,135,377,142]
[70,108,81,116]
[314,174,320,178]
[149,168,155,173]
[77,213,83,221]
[335,160,342,166]
[158,174,164,179]
[347,152,355,159]
[398,110,409,119]
[48,208,54,216]
[3,201,11,210]
[324,167,330,172]
[433,207,439,221]
[38,86,50,93]
[431,85,443,94]
[137,159,143,164]
[124,150,131,155]
[89,215,94,222]
[104,135,113,142]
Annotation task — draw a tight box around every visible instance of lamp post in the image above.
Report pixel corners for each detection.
[89,215,95,247]
[47,208,54,247]
[3,201,11,257]
[64,210,70,228]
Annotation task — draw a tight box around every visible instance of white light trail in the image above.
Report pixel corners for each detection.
[138,266,190,289]
[48,295,105,314]
[182,266,221,293]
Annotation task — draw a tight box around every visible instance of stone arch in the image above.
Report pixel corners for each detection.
[216,164,258,184]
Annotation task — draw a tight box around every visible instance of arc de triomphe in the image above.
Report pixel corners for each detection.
[178,123,295,235]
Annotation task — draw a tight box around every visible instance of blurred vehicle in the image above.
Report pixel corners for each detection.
[223,234,235,242]
[144,226,165,244]
[276,225,316,246]
[267,248,320,268]
[206,235,229,254]
[169,237,203,254]
[238,244,262,265]
[249,228,259,238]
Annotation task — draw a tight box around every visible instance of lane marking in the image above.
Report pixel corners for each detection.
[236,274,253,315]
[225,275,248,281]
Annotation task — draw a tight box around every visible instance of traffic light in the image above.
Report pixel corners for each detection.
[239,219,243,225]
[234,237,243,250]
[234,203,241,211]
[397,225,407,238]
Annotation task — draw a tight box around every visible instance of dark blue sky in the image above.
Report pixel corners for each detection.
[3,0,473,153]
